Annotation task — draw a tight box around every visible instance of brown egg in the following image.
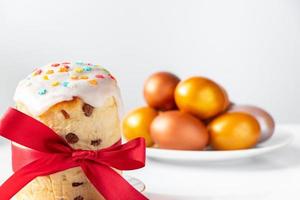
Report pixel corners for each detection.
[150,111,209,150]
[208,112,261,150]
[228,105,275,142]
[144,72,180,111]
[175,77,229,119]
[122,107,158,147]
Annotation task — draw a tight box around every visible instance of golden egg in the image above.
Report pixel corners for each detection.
[208,112,261,150]
[122,107,158,147]
[228,105,275,142]
[150,111,209,150]
[175,77,229,119]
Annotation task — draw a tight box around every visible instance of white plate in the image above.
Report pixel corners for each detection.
[146,128,294,162]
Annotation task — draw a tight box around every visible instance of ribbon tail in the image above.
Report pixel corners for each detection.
[81,162,148,200]
[0,155,77,200]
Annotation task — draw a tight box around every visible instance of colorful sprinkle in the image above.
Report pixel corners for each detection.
[43,75,49,80]
[38,88,47,95]
[80,75,89,80]
[94,64,102,68]
[102,68,110,74]
[109,74,116,80]
[33,69,42,76]
[51,81,60,87]
[59,66,69,72]
[83,66,92,72]
[88,79,98,86]
[46,70,54,74]
[71,75,79,80]
[51,63,60,67]
[62,81,69,87]
[75,67,84,73]
[62,62,70,65]
[95,74,105,79]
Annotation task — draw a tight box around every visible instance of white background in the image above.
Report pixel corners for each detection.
[0,0,299,123]
[0,2,300,199]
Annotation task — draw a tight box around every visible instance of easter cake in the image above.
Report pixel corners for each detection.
[13,61,122,200]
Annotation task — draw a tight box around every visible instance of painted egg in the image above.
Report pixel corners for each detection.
[144,72,180,111]
[123,107,158,147]
[228,105,275,142]
[150,111,209,150]
[175,77,229,119]
[208,112,261,150]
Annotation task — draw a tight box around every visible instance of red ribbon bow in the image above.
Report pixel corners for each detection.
[0,108,148,200]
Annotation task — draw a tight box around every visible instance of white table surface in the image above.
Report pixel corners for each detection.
[1,124,299,200]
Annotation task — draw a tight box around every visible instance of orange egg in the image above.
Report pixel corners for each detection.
[150,111,209,150]
[122,107,158,147]
[175,77,229,119]
[228,105,275,142]
[208,112,261,150]
[144,72,180,111]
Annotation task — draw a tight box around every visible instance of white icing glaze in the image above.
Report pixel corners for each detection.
[14,62,123,118]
